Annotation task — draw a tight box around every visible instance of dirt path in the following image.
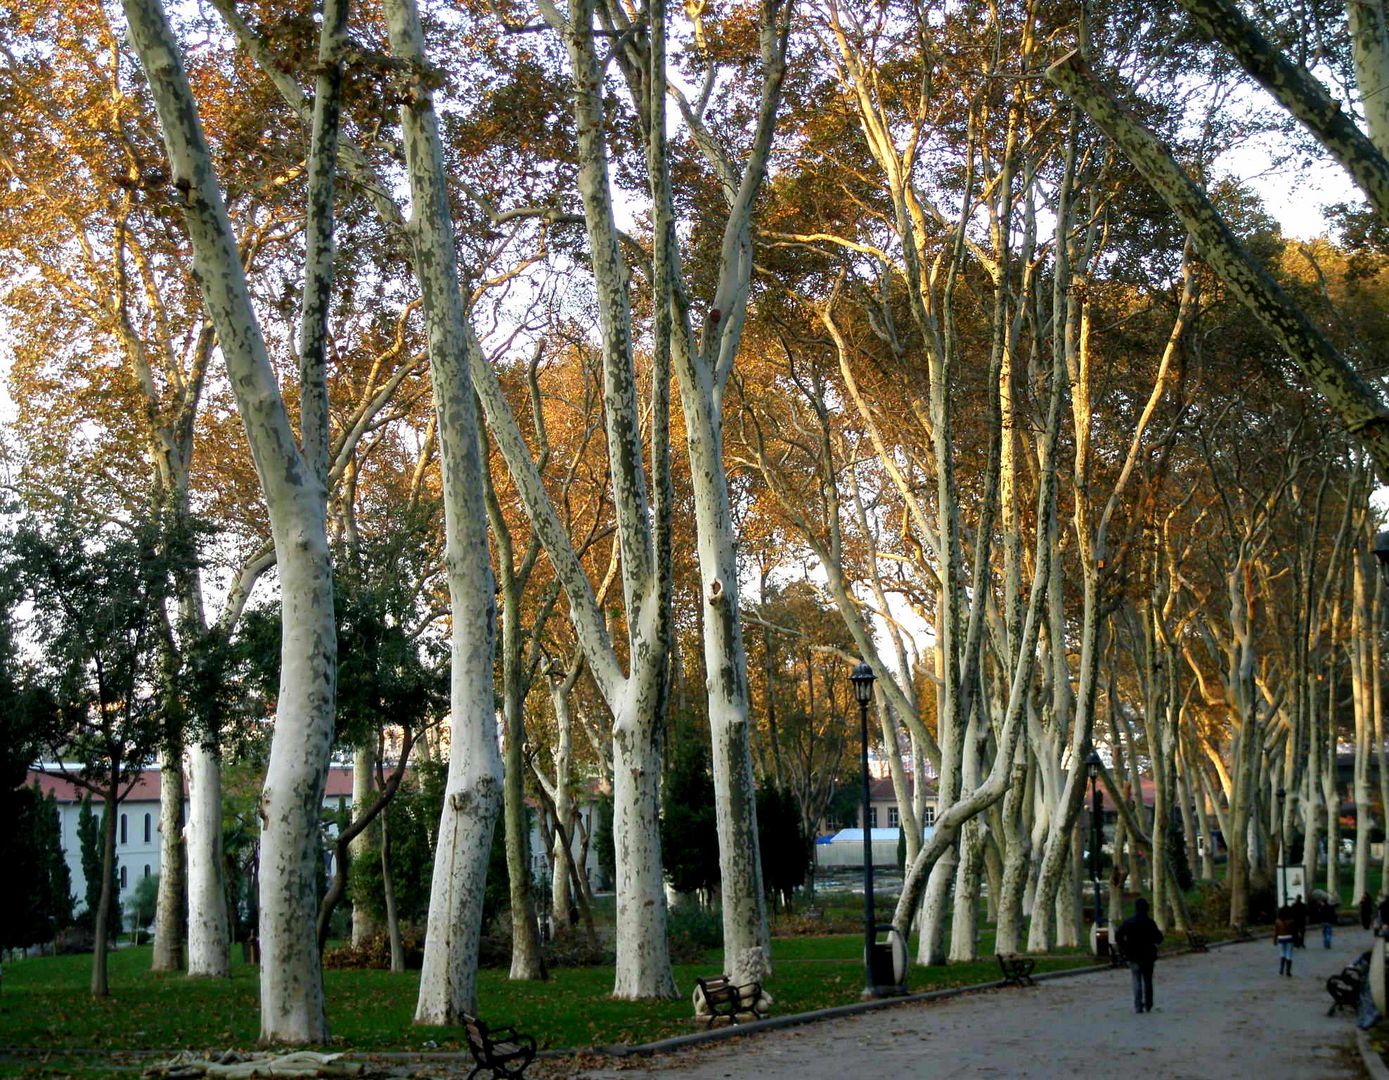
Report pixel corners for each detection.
[571,930,1375,1079]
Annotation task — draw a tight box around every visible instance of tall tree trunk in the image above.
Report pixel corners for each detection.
[380,810,404,974]
[502,622,546,980]
[379,0,502,1027]
[91,782,119,998]
[122,0,339,1042]
[612,715,677,998]
[186,742,229,976]
[152,747,184,971]
[350,746,380,948]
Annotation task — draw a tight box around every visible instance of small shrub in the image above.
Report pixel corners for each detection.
[53,925,95,955]
[666,903,721,963]
[477,915,512,969]
[545,925,611,967]
[321,928,424,970]
[1187,879,1228,930]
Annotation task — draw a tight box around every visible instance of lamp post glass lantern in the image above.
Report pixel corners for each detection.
[1374,530,1389,589]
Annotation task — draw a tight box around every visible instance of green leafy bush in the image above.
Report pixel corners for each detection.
[666,903,721,963]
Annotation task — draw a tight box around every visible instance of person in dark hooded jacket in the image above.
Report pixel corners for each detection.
[1116,897,1164,1013]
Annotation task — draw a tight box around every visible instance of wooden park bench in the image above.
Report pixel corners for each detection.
[995,953,1037,987]
[1326,967,1364,1016]
[694,974,767,1028]
[462,1013,536,1080]
[1185,930,1209,953]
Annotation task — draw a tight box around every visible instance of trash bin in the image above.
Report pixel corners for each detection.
[866,925,908,995]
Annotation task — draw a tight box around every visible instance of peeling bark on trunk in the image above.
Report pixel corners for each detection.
[611,714,676,998]
[121,0,338,1043]
[152,748,184,971]
[377,0,502,1026]
[186,742,229,977]
[350,747,380,948]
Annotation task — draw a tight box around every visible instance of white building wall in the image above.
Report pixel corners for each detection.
[56,797,175,924]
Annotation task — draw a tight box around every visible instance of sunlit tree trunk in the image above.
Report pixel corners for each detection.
[122,0,339,1042]
[376,0,504,1026]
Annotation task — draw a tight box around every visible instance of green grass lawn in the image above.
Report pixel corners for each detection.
[0,936,1098,1063]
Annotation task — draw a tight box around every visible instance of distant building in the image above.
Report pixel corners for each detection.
[856,775,938,832]
[27,765,357,922]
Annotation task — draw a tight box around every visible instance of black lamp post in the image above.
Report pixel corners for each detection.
[1086,749,1103,931]
[1277,786,1288,907]
[1374,530,1389,588]
[850,661,877,996]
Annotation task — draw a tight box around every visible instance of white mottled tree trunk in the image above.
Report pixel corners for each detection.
[186,743,229,976]
[550,678,576,928]
[612,714,677,998]
[121,0,338,1042]
[379,0,502,1026]
[949,818,983,961]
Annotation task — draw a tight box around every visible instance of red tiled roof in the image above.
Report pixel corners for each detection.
[28,768,172,802]
[868,775,937,800]
[28,766,359,803]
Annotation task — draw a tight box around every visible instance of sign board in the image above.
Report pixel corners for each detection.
[1276,865,1307,909]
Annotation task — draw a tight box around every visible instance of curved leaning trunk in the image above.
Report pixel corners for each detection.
[186,742,229,976]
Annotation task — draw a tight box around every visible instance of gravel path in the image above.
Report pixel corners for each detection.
[572,931,1376,1079]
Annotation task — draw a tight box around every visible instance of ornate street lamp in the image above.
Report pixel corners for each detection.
[1086,749,1104,934]
[849,662,877,996]
[1277,786,1288,907]
[1374,530,1389,589]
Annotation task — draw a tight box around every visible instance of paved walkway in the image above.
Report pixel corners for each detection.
[572,931,1376,1079]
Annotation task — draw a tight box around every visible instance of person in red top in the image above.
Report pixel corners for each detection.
[1274,906,1296,976]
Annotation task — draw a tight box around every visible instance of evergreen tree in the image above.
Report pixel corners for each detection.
[756,786,808,911]
[77,797,120,937]
[660,742,720,898]
[1169,813,1194,893]
[592,795,615,891]
[1,784,73,949]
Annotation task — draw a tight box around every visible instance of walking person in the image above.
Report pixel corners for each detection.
[1116,897,1164,1014]
[1361,892,1374,931]
[1275,906,1295,976]
[1323,904,1335,949]
[1291,895,1307,948]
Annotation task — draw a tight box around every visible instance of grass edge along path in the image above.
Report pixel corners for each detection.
[0,935,1237,1075]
